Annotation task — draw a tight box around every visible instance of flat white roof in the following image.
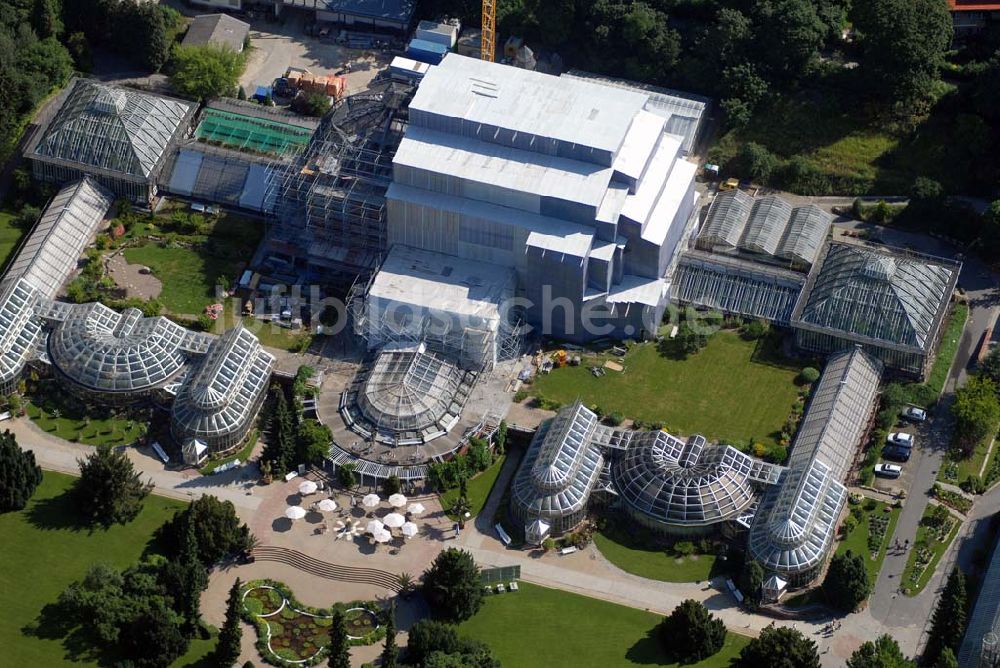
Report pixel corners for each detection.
[369,245,514,318]
[409,54,647,160]
[612,110,666,182]
[395,125,613,210]
[606,274,668,307]
[643,159,698,244]
[619,135,682,226]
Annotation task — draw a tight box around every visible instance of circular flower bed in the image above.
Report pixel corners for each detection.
[243,585,285,616]
[344,607,379,639]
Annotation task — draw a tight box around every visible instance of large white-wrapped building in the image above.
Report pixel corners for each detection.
[382,53,700,342]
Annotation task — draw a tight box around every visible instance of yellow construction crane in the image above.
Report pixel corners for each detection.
[481,0,495,62]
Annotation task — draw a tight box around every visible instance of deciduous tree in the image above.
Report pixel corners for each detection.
[170,44,244,102]
[822,550,870,612]
[847,634,914,668]
[733,625,820,668]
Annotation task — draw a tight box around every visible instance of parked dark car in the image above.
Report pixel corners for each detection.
[882,444,911,462]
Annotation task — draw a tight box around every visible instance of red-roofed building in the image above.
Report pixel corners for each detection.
[948,0,1000,34]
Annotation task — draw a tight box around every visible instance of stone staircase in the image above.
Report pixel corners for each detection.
[251,545,402,592]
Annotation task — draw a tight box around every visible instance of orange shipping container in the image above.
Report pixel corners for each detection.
[326,76,345,97]
[299,73,314,89]
[286,72,301,87]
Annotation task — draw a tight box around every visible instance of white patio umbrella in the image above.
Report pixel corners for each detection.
[383,512,405,528]
[388,493,408,508]
[298,480,318,495]
[317,498,337,512]
[362,493,381,509]
[372,529,392,543]
[285,505,306,520]
[401,521,419,538]
[407,502,425,516]
[365,519,385,535]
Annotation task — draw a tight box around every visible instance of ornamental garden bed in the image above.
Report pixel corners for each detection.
[240,579,386,666]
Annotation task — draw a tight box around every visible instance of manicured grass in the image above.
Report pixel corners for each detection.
[199,431,259,475]
[0,210,27,273]
[441,455,506,520]
[938,433,992,485]
[927,303,969,395]
[122,212,263,315]
[26,400,146,447]
[901,505,961,596]
[459,581,750,668]
[593,531,719,583]
[529,332,804,447]
[0,472,188,666]
[836,501,902,585]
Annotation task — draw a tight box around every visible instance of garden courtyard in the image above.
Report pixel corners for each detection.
[528,331,806,448]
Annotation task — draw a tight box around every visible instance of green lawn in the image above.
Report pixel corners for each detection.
[0,209,27,273]
[593,530,719,583]
[901,505,962,596]
[459,582,750,668]
[441,455,506,521]
[0,472,191,666]
[26,400,146,447]
[836,501,902,585]
[927,303,969,395]
[529,332,804,447]
[939,435,993,485]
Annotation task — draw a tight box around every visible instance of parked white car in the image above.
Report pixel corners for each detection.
[874,463,902,479]
[887,432,915,448]
[901,406,927,422]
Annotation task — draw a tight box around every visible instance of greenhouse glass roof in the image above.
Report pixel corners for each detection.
[33,79,195,179]
[793,243,958,351]
[0,279,43,388]
[48,304,204,392]
[740,195,792,256]
[698,190,753,249]
[613,431,781,527]
[778,205,831,266]
[748,348,882,577]
[171,326,275,441]
[511,403,604,519]
[2,178,113,299]
[357,344,468,433]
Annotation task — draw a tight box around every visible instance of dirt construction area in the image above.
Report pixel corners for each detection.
[240,11,392,96]
[107,252,162,300]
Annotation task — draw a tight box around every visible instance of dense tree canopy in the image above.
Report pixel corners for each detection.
[170,44,245,102]
[74,444,153,526]
[422,548,484,623]
[924,568,968,665]
[733,625,820,668]
[952,376,1000,455]
[822,550,871,613]
[852,0,953,108]
[158,495,251,566]
[0,431,43,512]
[658,599,726,663]
[847,634,914,668]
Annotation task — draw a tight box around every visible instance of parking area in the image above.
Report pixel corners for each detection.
[872,415,934,495]
[240,11,393,95]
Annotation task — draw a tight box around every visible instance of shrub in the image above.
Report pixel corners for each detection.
[798,367,820,384]
[736,142,778,183]
[605,411,624,426]
[673,541,695,557]
[738,318,769,340]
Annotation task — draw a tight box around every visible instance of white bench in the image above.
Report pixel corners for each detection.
[494,523,512,546]
[559,546,578,556]
[509,581,519,591]
[151,442,169,464]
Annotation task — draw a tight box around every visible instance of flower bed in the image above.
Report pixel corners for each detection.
[930,484,973,514]
[902,505,959,595]
[867,512,890,554]
[240,580,386,666]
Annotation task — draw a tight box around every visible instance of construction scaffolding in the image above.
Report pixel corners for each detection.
[265,82,411,276]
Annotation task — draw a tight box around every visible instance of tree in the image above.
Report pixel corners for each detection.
[327,608,351,668]
[75,444,152,526]
[852,0,953,108]
[752,0,826,83]
[422,548,484,622]
[0,431,43,512]
[337,462,357,490]
[733,625,820,668]
[383,474,401,497]
[380,603,398,668]
[934,648,958,668]
[737,142,778,183]
[847,634,914,668]
[924,568,968,665]
[170,44,245,102]
[237,85,247,100]
[159,495,251,566]
[120,600,189,668]
[658,599,725,663]
[291,92,331,117]
[675,321,708,356]
[798,367,820,384]
[159,521,207,634]
[951,376,1000,456]
[739,559,765,610]
[215,578,242,667]
[297,419,332,465]
[980,346,1000,388]
[31,0,62,39]
[823,550,870,612]
[262,388,296,475]
[117,0,170,72]
[407,619,461,665]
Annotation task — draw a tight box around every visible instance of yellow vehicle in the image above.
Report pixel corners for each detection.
[719,177,740,191]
